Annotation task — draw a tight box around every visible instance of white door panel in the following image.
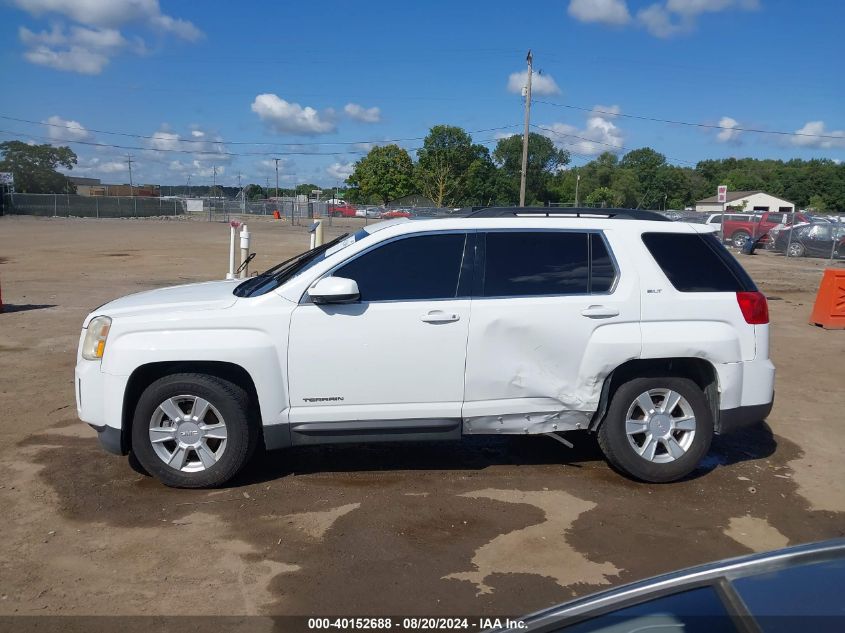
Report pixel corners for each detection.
[288,300,470,422]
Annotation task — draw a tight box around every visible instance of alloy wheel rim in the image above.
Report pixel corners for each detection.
[149,395,228,473]
[624,389,696,464]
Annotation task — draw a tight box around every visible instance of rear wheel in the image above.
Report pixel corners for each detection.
[131,373,258,488]
[731,231,751,248]
[597,377,713,483]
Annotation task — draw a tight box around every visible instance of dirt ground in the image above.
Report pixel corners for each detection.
[0,215,843,621]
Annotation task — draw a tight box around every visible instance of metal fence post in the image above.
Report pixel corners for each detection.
[117,196,121,215]
[53,194,57,217]
[96,196,99,219]
[174,199,178,216]
[832,216,842,262]
[784,210,795,257]
[133,197,137,217]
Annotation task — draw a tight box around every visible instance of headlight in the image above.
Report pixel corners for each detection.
[82,316,112,360]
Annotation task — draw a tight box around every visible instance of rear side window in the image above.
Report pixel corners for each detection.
[483,231,616,297]
[642,232,757,292]
[334,233,467,302]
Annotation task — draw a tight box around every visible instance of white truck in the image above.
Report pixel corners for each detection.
[76,208,775,487]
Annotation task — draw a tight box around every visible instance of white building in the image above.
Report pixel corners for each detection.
[695,190,795,214]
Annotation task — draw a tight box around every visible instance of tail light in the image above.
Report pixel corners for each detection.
[737,291,769,324]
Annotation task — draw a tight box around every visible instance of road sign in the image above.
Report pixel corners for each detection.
[0,172,13,186]
[717,185,728,204]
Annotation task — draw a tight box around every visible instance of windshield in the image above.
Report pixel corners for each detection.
[233,228,369,297]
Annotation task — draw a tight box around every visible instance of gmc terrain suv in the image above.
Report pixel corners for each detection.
[76,208,775,488]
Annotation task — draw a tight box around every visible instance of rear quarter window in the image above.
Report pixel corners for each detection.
[642,232,757,292]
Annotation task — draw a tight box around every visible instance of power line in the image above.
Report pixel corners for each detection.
[531,123,698,167]
[0,114,520,148]
[533,100,843,140]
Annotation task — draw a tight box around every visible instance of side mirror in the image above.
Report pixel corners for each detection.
[308,276,360,304]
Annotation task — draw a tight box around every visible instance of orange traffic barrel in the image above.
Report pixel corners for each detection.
[809,268,845,329]
[273,210,281,220]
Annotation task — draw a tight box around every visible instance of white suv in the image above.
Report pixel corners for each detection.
[75,208,775,488]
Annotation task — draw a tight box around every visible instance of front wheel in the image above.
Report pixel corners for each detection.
[787,242,805,257]
[131,373,258,488]
[597,377,713,483]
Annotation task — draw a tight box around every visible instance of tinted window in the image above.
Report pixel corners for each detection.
[334,233,466,302]
[642,232,757,292]
[556,587,737,633]
[591,233,615,292]
[484,232,589,297]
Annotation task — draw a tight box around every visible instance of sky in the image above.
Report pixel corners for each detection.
[0,0,843,189]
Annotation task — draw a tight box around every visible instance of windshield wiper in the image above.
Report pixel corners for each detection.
[234,233,350,297]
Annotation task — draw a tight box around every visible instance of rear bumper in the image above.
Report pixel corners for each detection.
[717,398,774,435]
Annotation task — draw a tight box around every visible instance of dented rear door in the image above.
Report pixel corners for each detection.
[462,229,641,434]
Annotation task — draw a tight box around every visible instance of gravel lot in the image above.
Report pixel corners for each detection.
[1,215,843,619]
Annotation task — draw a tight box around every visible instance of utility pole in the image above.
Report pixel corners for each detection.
[186,174,191,197]
[273,158,281,199]
[575,172,581,207]
[126,154,134,197]
[519,50,533,208]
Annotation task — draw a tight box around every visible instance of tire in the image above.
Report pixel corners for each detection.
[131,373,258,488]
[787,242,805,257]
[731,231,751,248]
[597,377,713,483]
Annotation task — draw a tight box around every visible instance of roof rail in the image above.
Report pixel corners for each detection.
[467,207,670,221]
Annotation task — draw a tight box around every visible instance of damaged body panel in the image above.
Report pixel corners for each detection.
[462,228,641,435]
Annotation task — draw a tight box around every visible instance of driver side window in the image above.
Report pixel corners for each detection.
[333,233,468,302]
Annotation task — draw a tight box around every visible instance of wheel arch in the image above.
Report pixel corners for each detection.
[590,357,720,432]
[121,361,264,454]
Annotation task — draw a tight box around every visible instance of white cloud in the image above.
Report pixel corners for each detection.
[507,70,561,96]
[716,116,741,143]
[72,156,127,176]
[540,105,625,156]
[13,0,201,74]
[790,121,845,149]
[12,0,201,39]
[326,161,354,181]
[344,103,381,124]
[42,115,93,142]
[251,94,336,135]
[568,0,631,25]
[637,0,759,38]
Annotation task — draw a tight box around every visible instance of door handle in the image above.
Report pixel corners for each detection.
[421,310,460,323]
[581,305,619,318]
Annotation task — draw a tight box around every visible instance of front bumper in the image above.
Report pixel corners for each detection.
[88,423,125,455]
[75,359,129,454]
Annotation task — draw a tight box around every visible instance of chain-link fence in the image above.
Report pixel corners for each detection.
[3,193,185,218]
[1,193,337,224]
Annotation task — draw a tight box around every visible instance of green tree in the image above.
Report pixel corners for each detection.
[415,125,488,207]
[493,133,569,205]
[586,186,621,207]
[0,141,77,193]
[347,145,415,205]
[619,147,667,208]
[246,184,266,200]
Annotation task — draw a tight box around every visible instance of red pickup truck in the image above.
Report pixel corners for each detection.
[721,211,809,248]
[328,204,357,218]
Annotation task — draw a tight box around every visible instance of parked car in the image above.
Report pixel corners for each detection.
[355,207,383,219]
[381,209,413,219]
[76,207,774,488]
[772,222,845,258]
[721,211,810,248]
[502,539,845,632]
[704,212,760,226]
[328,204,357,218]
